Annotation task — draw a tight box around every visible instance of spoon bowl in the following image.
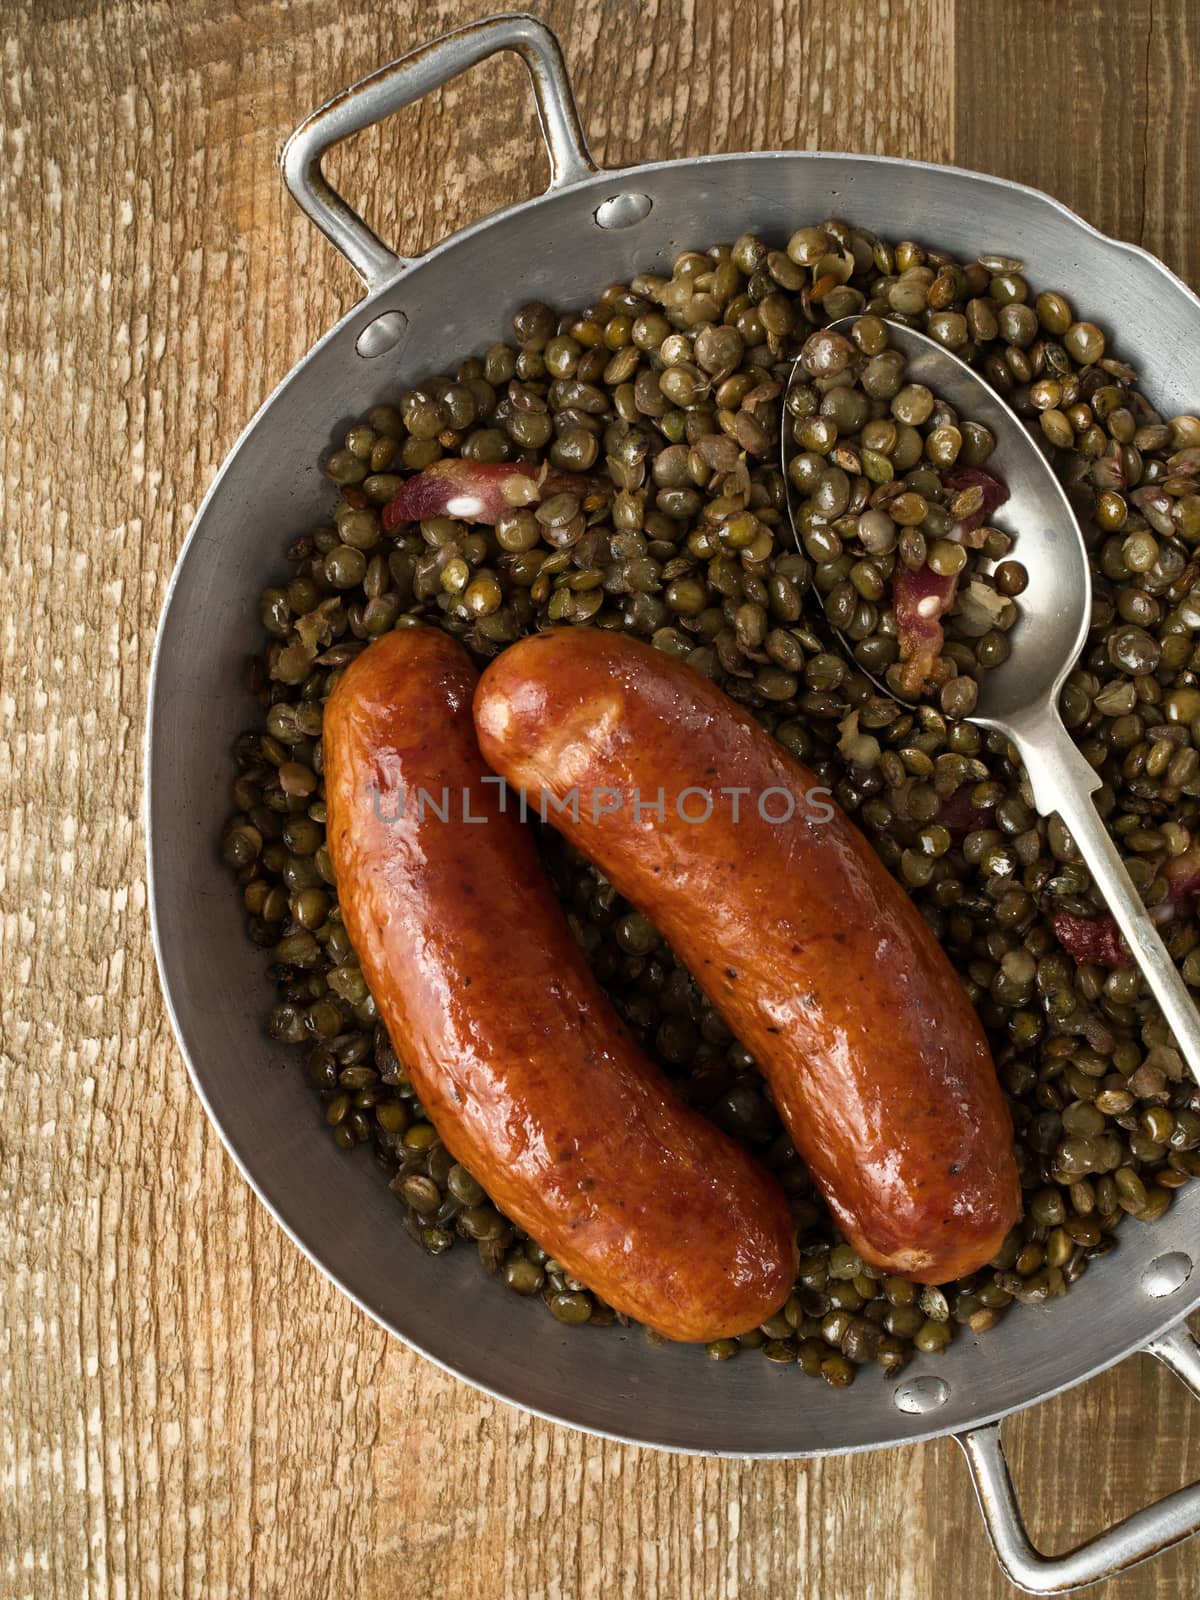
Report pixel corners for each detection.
[824,321,1093,731]
[782,317,1200,1082]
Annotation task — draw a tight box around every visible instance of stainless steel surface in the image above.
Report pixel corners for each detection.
[281,11,595,288]
[791,320,1200,1086]
[959,1323,1200,1594]
[147,9,1200,1588]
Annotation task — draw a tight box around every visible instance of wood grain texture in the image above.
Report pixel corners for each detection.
[1,1,1197,1596]
[955,0,1200,291]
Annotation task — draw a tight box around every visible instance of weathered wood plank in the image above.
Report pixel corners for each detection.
[3,2,1198,1596]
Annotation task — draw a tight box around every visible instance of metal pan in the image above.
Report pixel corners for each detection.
[146,14,1200,1591]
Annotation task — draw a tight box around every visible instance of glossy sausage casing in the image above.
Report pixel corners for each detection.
[323,627,797,1341]
[474,629,1021,1284]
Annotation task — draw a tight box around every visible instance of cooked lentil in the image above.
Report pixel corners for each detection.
[226,221,1200,1384]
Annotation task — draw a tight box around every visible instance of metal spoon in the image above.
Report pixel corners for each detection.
[783,318,1200,1081]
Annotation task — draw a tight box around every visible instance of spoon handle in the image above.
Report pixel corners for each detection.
[1011,715,1200,1084]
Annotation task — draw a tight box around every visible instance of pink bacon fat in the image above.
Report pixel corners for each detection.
[893,564,960,683]
[1052,912,1132,970]
[891,468,1010,684]
[381,459,608,532]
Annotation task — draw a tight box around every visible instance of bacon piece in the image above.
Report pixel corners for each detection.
[942,467,1010,540]
[381,460,607,532]
[937,785,994,839]
[893,564,959,683]
[1052,911,1131,969]
[1051,847,1200,971]
[891,466,1010,682]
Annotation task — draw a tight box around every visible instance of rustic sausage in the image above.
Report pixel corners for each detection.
[323,627,797,1341]
[474,628,1021,1283]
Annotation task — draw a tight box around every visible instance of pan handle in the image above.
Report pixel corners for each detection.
[281,12,597,290]
[956,1319,1200,1593]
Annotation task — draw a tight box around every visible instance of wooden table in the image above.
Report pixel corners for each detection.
[5,2,1200,1594]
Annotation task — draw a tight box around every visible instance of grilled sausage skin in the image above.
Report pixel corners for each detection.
[474,628,1021,1283]
[324,627,798,1340]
